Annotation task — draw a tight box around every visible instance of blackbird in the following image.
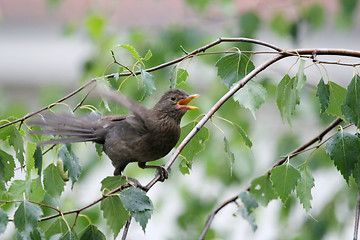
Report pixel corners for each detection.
[30,89,199,181]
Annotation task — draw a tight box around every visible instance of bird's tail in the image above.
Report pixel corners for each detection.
[29,112,105,146]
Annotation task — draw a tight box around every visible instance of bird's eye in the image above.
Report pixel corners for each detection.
[170,96,176,101]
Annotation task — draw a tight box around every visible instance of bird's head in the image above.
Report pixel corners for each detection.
[153,89,199,122]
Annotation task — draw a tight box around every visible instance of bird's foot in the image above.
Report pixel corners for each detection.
[124,176,148,191]
[156,166,169,182]
[138,162,169,182]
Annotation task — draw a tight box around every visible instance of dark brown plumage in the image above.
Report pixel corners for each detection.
[30,89,199,181]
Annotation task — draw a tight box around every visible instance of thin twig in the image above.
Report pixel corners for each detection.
[105,37,283,79]
[199,118,342,239]
[354,192,360,240]
[121,218,132,240]
[199,196,238,240]
[267,117,342,172]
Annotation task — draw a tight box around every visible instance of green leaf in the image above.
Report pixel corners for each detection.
[215,53,255,88]
[29,179,45,203]
[0,208,8,234]
[80,225,106,240]
[233,80,267,119]
[43,164,66,197]
[58,144,81,187]
[8,179,44,203]
[177,121,210,163]
[9,180,27,199]
[118,44,142,61]
[0,149,15,184]
[169,67,189,88]
[30,227,45,240]
[316,78,330,114]
[43,218,68,239]
[250,173,277,206]
[239,192,258,213]
[237,192,258,231]
[26,142,36,174]
[178,155,192,175]
[95,143,103,157]
[236,206,257,232]
[342,75,360,128]
[100,176,126,192]
[296,59,307,92]
[143,49,152,61]
[140,68,156,100]
[276,74,299,125]
[119,187,153,232]
[325,130,360,182]
[14,201,43,237]
[100,195,129,238]
[270,162,301,204]
[326,81,347,117]
[119,187,153,213]
[232,123,252,148]
[34,147,42,177]
[8,126,25,165]
[224,137,235,174]
[177,68,189,85]
[131,210,152,232]
[59,230,78,240]
[295,164,315,212]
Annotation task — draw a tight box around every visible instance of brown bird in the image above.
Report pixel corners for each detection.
[30,89,199,181]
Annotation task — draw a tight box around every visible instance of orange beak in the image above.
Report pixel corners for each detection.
[177,94,199,110]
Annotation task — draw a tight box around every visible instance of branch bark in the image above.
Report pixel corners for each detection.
[354,191,360,240]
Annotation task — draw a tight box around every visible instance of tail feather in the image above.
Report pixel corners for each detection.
[29,112,104,145]
[37,137,100,146]
[31,130,96,137]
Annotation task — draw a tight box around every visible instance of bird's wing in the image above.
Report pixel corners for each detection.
[98,90,150,132]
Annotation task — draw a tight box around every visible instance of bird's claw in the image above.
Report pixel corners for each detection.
[157,166,169,182]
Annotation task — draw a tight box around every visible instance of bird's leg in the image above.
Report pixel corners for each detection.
[138,162,169,182]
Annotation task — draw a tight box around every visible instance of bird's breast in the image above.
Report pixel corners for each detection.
[138,119,181,161]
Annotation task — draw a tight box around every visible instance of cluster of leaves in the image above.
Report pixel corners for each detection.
[210,48,360,232]
[212,53,314,229]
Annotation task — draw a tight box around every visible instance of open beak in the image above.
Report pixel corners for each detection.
[177,94,199,110]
